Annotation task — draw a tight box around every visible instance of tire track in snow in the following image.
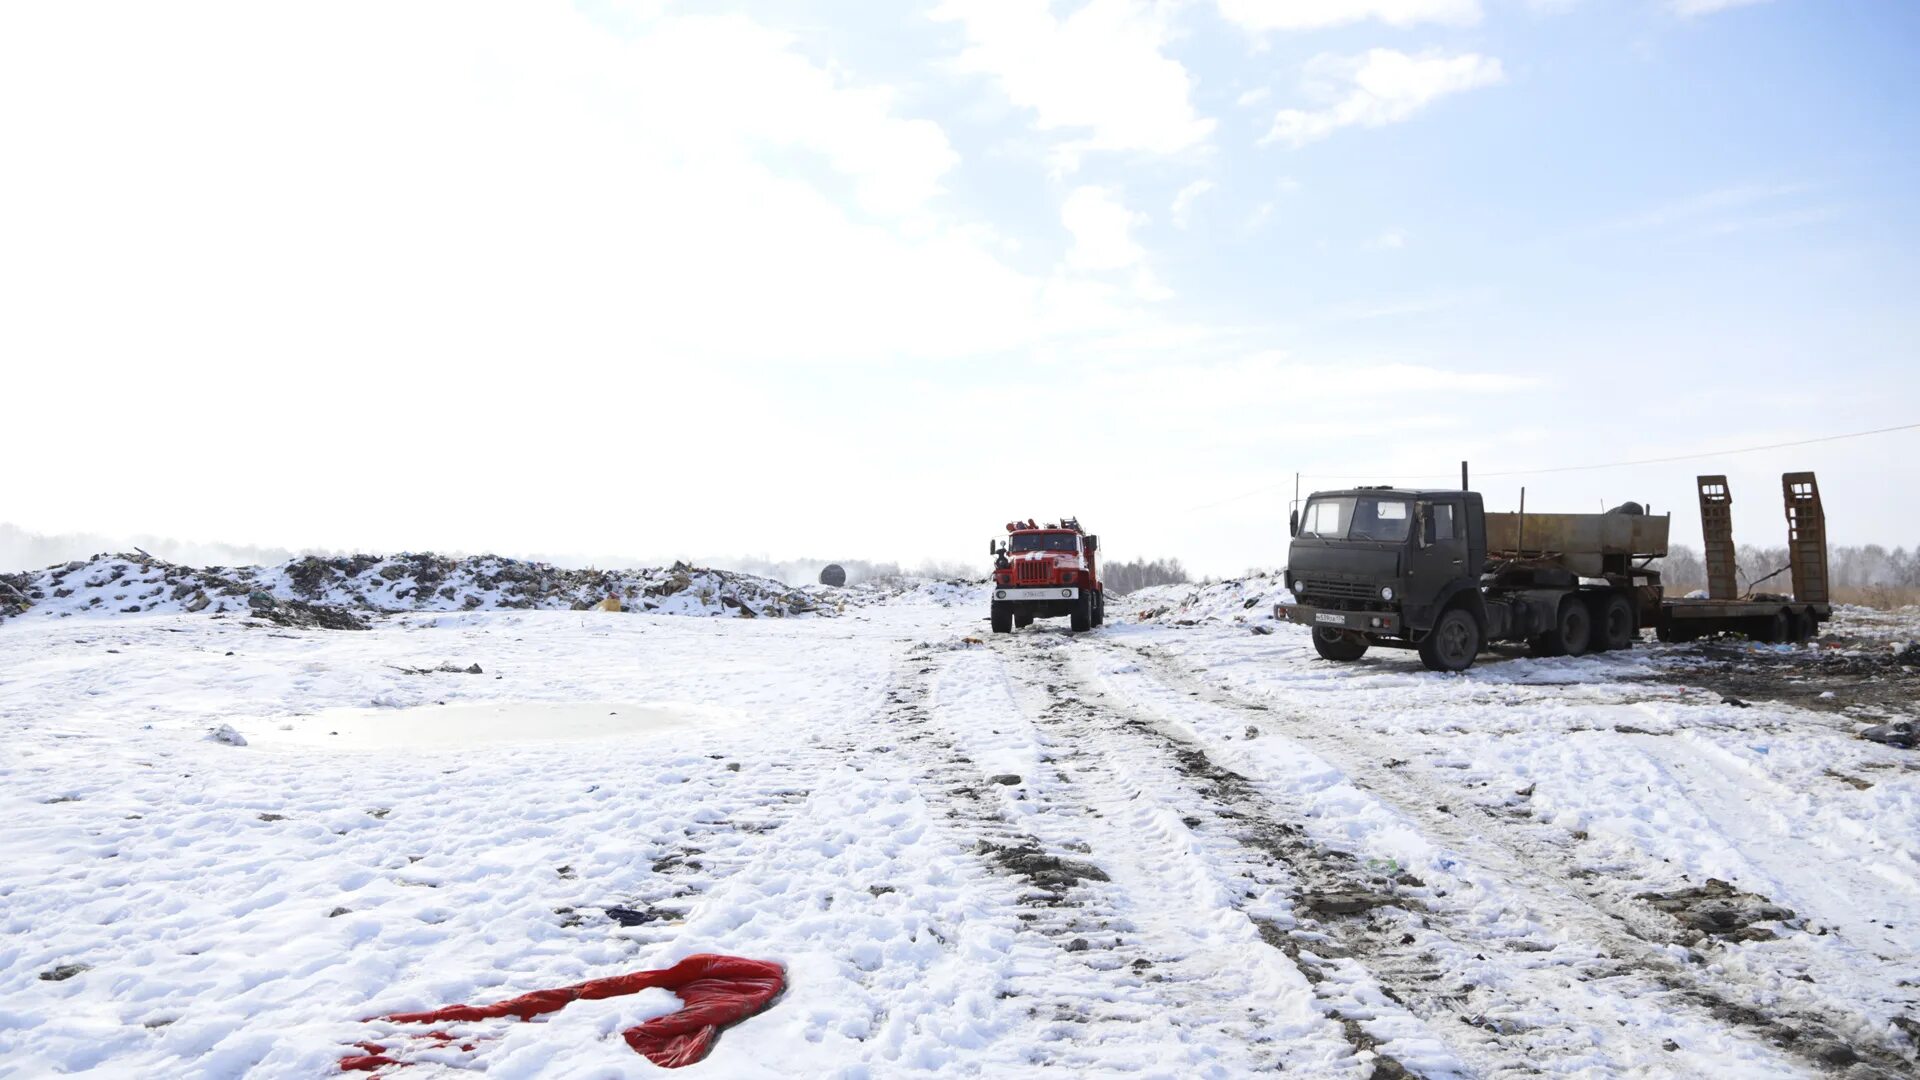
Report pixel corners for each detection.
[984,636,1468,1079]
[1115,639,1918,1079]
[890,642,1362,1075]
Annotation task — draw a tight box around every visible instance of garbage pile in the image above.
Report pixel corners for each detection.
[1127,571,1292,628]
[0,552,831,624]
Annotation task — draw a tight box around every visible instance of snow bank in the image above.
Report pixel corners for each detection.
[1124,571,1293,627]
[0,552,830,623]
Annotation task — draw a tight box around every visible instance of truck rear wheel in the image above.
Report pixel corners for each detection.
[1312,628,1369,662]
[1091,591,1105,627]
[991,604,1013,634]
[1070,592,1093,633]
[1533,598,1591,657]
[1419,609,1481,672]
[1591,594,1635,652]
[1755,610,1790,644]
[1790,609,1816,643]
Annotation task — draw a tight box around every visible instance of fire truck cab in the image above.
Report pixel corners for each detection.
[989,518,1104,633]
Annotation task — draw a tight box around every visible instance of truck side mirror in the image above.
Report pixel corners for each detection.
[1085,535,1098,552]
[1289,509,1299,537]
[988,539,997,556]
[1418,505,1434,548]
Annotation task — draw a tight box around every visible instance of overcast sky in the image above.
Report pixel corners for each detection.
[3,0,1916,577]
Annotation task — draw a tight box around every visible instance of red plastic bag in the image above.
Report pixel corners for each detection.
[344,953,785,1072]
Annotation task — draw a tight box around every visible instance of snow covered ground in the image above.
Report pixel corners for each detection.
[3,585,1917,1078]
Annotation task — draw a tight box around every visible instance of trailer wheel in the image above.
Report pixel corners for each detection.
[1419,609,1481,672]
[1790,609,1816,643]
[1755,610,1790,644]
[991,604,1013,634]
[1312,628,1369,662]
[1591,594,1636,652]
[1070,592,1094,633]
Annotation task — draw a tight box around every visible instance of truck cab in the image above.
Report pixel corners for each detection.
[1280,488,1489,668]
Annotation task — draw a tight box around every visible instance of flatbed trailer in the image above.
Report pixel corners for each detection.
[1656,597,1831,644]
[1652,472,1832,644]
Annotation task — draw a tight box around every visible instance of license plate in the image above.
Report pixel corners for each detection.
[1313,612,1346,625]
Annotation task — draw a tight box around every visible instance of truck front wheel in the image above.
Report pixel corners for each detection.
[991,603,1013,634]
[1419,609,1481,672]
[1312,628,1369,662]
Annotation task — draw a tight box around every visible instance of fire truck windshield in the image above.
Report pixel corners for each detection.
[1009,533,1078,553]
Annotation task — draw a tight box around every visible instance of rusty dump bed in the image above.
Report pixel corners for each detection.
[1484,512,1669,576]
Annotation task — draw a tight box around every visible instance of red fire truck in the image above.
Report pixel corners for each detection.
[988,518,1104,633]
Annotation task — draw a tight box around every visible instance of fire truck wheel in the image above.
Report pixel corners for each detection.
[1311,628,1369,662]
[1419,608,1481,672]
[991,604,1013,634]
[1070,592,1093,632]
[1091,591,1105,627]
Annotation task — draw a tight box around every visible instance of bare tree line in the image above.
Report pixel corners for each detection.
[1102,557,1192,595]
[1655,542,1920,592]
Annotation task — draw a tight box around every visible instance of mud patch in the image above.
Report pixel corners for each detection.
[1656,638,1920,723]
[975,840,1110,896]
[1635,878,1795,944]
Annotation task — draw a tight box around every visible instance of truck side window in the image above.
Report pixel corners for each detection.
[1433,503,1455,541]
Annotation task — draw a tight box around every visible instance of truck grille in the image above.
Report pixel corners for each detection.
[1016,562,1049,584]
[1298,579,1377,602]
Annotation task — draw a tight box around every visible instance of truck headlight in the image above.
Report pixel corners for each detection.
[1380,586,1395,601]
[996,590,1006,599]
[1061,589,1072,598]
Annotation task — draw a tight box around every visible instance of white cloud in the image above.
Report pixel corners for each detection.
[1214,0,1481,32]
[1171,180,1217,228]
[0,1,1217,560]
[932,0,1214,165]
[1263,49,1505,148]
[1367,229,1408,249]
[1061,186,1171,299]
[1236,87,1272,107]
[1672,0,1775,15]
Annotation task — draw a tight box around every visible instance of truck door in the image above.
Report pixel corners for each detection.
[1408,499,1468,620]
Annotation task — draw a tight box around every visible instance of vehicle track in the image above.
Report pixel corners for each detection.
[1112,637,1918,1078]
[884,644,1362,1074]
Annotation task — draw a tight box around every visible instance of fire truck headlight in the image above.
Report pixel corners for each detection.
[1380,586,1395,601]
[1061,589,1072,598]
[995,590,1006,599]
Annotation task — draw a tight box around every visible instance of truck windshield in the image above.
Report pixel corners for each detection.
[1300,496,1412,542]
[1010,533,1078,552]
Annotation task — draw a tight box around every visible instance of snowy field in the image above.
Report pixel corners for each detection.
[3,588,1918,1078]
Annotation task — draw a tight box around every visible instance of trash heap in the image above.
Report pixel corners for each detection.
[0,552,830,624]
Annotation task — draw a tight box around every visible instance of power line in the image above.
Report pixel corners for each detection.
[1186,420,1920,513]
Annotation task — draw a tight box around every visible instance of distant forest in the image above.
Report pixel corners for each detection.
[1102,558,1192,595]
[1656,542,1918,593]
